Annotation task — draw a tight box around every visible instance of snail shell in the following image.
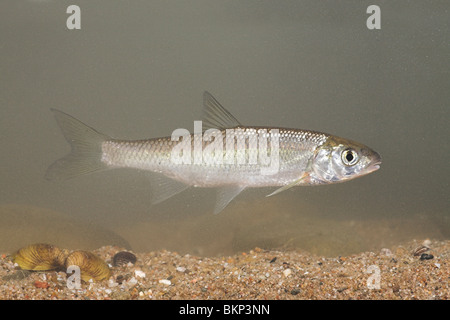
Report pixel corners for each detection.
[12,243,68,271]
[64,250,110,282]
[113,251,137,267]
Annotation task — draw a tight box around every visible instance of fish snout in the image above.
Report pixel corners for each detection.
[367,151,382,172]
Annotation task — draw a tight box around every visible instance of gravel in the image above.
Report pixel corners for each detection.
[0,239,448,300]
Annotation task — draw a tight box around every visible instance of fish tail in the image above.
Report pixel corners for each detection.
[45,109,111,181]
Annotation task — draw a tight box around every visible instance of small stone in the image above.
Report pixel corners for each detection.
[283,268,292,277]
[108,279,118,288]
[290,289,300,295]
[422,239,431,247]
[392,284,400,293]
[116,275,125,284]
[176,266,186,273]
[127,277,138,286]
[380,248,392,256]
[34,281,49,289]
[420,253,434,261]
[159,279,171,286]
[110,291,131,300]
[135,270,146,278]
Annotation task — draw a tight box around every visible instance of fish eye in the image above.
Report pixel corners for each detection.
[341,149,359,166]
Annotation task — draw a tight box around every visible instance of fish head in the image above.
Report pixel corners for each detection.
[311,136,381,184]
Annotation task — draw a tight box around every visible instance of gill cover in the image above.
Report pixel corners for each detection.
[311,137,380,183]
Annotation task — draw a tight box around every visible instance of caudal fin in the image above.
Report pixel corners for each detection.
[45,109,111,181]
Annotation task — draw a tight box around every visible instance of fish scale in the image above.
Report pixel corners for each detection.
[101,128,328,188]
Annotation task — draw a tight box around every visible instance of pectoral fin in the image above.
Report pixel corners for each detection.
[266,173,309,198]
[214,186,246,214]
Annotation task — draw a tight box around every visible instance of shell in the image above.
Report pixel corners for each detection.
[413,245,430,257]
[113,251,137,267]
[12,243,68,271]
[64,250,110,282]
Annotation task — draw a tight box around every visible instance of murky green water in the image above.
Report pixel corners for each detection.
[0,1,448,256]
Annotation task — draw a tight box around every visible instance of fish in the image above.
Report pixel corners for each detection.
[46,91,381,214]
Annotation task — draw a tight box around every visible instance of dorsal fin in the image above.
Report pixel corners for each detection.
[202,91,241,130]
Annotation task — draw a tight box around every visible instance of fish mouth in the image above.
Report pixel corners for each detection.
[368,157,382,172]
[366,152,382,173]
[371,164,381,171]
[364,162,381,174]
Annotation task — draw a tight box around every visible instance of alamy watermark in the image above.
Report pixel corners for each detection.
[366,265,381,289]
[170,121,280,175]
[367,5,381,30]
[65,5,380,31]
[66,265,81,289]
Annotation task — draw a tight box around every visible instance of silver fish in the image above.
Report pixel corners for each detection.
[46,92,381,213]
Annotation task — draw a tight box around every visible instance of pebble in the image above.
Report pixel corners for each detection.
[176,266,186,273]
[108,279,118,288]
[283,269,292,277]
[110,291,131,300]
[419,253,434,261]
[127,277,138,287]
[423,239,432,247]
[290,289,301,295]
[159,279,171,286]
[134,270,146,278]
[34,281,49,289]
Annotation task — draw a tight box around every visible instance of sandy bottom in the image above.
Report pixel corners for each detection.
[0,239,448,300]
